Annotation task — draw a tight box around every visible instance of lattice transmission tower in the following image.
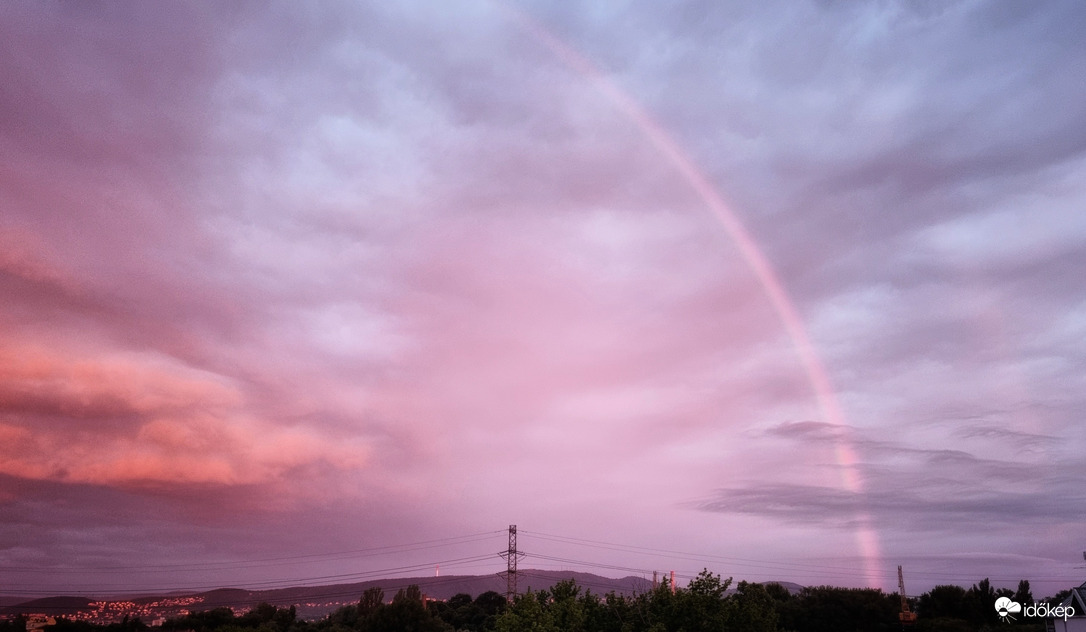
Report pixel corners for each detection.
[499,524,524,602]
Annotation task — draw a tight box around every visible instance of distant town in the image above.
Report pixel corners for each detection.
[2,570,1083,632]
[6,595,365,628]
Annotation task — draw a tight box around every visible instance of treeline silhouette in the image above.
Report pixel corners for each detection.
[1,571,1065,632]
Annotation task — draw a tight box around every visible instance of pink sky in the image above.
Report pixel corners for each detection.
[3,1,1086,598]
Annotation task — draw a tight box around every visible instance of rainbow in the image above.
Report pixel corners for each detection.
[505,6,883,587]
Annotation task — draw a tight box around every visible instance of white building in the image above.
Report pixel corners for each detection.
[1047,581,1086,632]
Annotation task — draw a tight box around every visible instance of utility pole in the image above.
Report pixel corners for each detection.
[500,525,523,602]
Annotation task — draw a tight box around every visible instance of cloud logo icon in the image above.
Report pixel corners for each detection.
[995,597,1022,622]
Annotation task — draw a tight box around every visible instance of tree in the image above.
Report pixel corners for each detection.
[433,593,486,631]
[1046,588,1072,607]
[966,578,998,627]
[162,607,236,632]
[725,581,778,632]
[494,589,554,632]
[359,586,385,619]
[394,585,424,605]
[671,569,731,632]
[919,585,969,621]
[687,568,731,599]
[366,585,449,632]
[1013,580,1033,607]
[0,615,27,632]
[762,582,793,604]
[447,594,473,610]
[788,585,897,632]
[474,591,507,617]
[548,580,587,632]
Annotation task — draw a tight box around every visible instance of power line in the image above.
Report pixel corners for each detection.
[5,526,1082,600]
[518,530,1085,585]
[1,553,503,596]
[521,530,876,575]
[1,531,506,574]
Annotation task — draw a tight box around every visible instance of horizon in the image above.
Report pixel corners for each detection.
[0,561,1079,605]
[2,1,1085,601]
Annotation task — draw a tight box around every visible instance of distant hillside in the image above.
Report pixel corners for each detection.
[0,572,806,620]
[757,581,804,595]
[0,596,94,615]
[0,571,654,619]
[191,570,655,609]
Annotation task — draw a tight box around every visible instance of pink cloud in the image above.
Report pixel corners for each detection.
[0,342,372,497]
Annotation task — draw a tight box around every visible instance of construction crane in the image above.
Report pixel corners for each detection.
[898,565,917,624]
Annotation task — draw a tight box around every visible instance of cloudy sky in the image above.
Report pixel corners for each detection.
[2,0,1086,598]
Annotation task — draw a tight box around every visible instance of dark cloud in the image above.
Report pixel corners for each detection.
[699,480,1086,531]
[702,421,1086,548]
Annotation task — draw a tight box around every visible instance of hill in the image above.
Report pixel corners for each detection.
[759,581,805,595]
[0,596,94,615]
[183,570,656,616]
[0,571,804,621]
[0,571,652,620]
